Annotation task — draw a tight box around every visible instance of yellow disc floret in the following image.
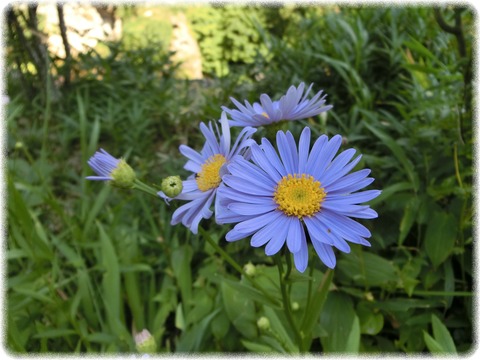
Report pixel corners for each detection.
[196,154,227,192]
[273,174,326,218]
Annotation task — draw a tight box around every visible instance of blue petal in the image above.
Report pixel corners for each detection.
[228,202,277,216]
[222,175,273,196]
[179,145,204,166]
[227,157,277,188]
[327,190,382,204]
[265,216,289,255]
[318,209,372,239]
[233,210,283,235]
[311,240,336,269]
[311,135,342,180]
[251,143,283,182]
[293,226,308,273]
[303,216,336,245]
[306,135,328,174]
[259,139,288,177]
[217,186,273,205]
[86,176,112,181]
[286,217,303,253]
[199,122,220,155]
[250,213,286,247]
[276,131,297,174]
[318,149,356,183]
[325,169,371,193]
[298,127,311,173]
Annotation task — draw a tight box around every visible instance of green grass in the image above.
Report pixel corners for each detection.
[5,4,473,355]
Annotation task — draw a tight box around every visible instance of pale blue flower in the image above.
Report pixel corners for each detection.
[222,83,332,127]
[159,112,256,234]
[217,127,380,272]
[86,149,136,188]
[86,149,120,181]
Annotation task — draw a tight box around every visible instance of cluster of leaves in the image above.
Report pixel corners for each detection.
[185,4,283,77]
[6,4,473,355]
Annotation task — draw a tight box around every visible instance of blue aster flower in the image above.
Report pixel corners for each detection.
[221,83,333,127]
[217,127,380,272]
[158,112,256,234]
[86,148,136,188]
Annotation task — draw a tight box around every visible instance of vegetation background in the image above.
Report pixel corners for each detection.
[4,2,474,355]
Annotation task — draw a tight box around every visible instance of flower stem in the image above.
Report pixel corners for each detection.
[132,179,159,197]
[199,227,281,308]
[274,254,303,352]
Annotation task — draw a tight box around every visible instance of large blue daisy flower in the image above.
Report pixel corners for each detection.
[216,127,380,272]
[221,83,333,127]
[159,112,256,234]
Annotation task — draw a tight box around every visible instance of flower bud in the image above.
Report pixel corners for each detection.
[134,329,157,354]
[243,262,256,277]
[257,316,270,331]
[161,175,183,198]
[110,159,136,189]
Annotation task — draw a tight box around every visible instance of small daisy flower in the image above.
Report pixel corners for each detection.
[217,127,380,272]
[221,83,333,127]
[86,149,136,188]
[159,112,256,234]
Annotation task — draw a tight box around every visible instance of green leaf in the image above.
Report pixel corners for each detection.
[431,314,457,354]
[425,212,457,267]
[338,250,397,287]
[263,306,298,353]
[299,269,333,349]
[363,121,419,191]
[241,339,276,352]
[33,328,77,338]
[171,245,193,313]
[344,315,361,353]
[398,196,420,245]
[423,331,444,353]
[221,281,258,339]
[320,291,357,352]
[357,303,384,336]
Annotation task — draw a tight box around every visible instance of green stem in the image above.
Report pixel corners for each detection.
[199,227,281,308]
[132,179,159,197]
[274,254,303,352]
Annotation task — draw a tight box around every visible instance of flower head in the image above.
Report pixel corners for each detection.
[221,83,332,127]
[217,127,380,272]
[158,112,256,234]
[86,149,136,188]
[161,175,183,198]
[134,329,157,353]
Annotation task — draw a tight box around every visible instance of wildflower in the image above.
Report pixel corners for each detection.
[86,149,136,189]
[217,127,380,272]
[221,82,332,127]
[134,329,156,354]
[158,112,256,234]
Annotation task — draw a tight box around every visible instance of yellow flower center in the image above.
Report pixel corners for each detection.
[273,174,326,218]
[196,154,227,192]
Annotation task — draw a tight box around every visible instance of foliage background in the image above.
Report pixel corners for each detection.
[4,2,474,355]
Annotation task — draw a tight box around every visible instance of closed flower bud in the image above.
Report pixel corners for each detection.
[134,329,156,354]
[161,175,183,198]
[291,301,300,311]
[243,262,256,277]
[257,316,270,331]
